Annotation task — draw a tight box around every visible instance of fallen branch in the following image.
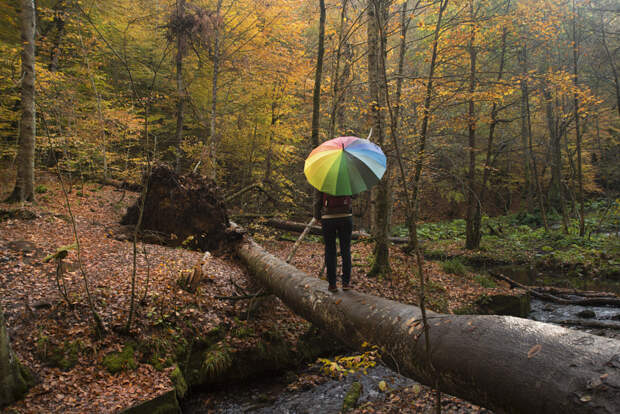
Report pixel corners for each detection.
[556,319,620,330]
[265,218,408,244]
[286,218,316,263]
[224,183,278,204]
[489,271,620,307]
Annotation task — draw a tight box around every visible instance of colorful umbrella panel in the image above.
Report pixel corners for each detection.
[304,136,386,196]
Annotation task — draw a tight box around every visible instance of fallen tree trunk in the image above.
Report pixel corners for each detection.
[236,235,620,414]
[265,218,408,244]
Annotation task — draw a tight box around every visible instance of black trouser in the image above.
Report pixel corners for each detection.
[321,216,353,287]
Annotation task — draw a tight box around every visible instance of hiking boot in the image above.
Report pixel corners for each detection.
[342,282,352,291]
[328,284,338,292]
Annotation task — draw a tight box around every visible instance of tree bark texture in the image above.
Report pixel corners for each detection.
[367,0,391,277]
[236,236,620,414]
[8,0,36,203]
[208,0,223,181]
[0,305,30,408]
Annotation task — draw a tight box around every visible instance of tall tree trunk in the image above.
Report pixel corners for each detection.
[7,0,36,203]
[518,46,533,212]
[465,0,479,250]
[236,235,620,414]
[208,0,223,181]
[367,0,391,277]
[572,0,585,237]
[393,0,410,132]
[328,0,348,139]
[599,14,620,117]
[544,84,563,211]
[264,83,281,184]
[48,2,65,72]
[408,0,448,250]
[475,7,508,248]
[78,29,108,181]
[524,64,549,231]
[174,0,186,173]
[311,0,326,220]
[0,305,30,408]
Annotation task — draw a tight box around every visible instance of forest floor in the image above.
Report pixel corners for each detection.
[1,177,522,414]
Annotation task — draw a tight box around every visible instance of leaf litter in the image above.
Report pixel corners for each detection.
[0,178,515,413]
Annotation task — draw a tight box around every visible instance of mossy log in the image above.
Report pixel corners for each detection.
[236,235,620,414]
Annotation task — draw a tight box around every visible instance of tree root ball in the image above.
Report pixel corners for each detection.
[121,165,238,252]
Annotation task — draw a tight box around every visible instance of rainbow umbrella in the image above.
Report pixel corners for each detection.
[304,136,386,196]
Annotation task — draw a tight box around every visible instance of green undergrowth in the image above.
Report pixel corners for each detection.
[397,200,620,279]
[441,257,469,276]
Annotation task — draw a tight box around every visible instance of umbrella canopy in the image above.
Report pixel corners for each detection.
[304,136,386,196]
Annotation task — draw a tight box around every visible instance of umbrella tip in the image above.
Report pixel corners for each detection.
[367,128,373,140]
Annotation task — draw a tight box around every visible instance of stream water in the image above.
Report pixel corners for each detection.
[182,363,418,414]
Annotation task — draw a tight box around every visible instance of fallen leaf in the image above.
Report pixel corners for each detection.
[527,344,542,358]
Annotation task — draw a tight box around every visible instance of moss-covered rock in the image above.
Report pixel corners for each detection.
[181,324,345,391]
[119,390,180,414]
[36,335,81,371]
[138,337,173,371]
[169,365,187,399]
[103,344,137,374]
[475,293,531,317]
[1,307,33,408]
[342,381,362,412]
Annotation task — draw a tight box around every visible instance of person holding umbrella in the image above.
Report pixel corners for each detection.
[304,136,386,292]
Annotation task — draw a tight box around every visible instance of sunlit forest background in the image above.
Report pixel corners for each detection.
[1,0,618,225]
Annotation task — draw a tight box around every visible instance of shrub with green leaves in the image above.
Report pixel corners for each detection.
[442,258,468,276]
[473,274,497,288]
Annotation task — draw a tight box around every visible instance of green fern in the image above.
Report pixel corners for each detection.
[202,342,232,379]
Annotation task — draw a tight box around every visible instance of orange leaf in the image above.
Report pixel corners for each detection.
[527,344,542,358]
